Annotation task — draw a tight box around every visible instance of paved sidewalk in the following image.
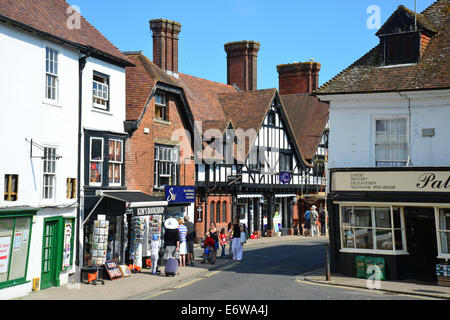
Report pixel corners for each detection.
[303,271,450,300]
[18,234,324,300]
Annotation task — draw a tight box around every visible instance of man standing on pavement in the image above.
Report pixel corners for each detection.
[309,205,319,237]
[184,215,196,266]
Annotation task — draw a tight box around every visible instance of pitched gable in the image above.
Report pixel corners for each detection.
[0,0,132,66]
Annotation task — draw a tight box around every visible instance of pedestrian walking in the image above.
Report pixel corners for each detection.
[227,222,233,257]
[178,218,187,267]
[319,206,326,236]
[309,205,319,237]
[201,232,215,264]
[150,234,161,275]
[304,210,311,236]
[209,222,219,264]
[240,224,247,245]
[231,218,243,262]
[219,228,228,257]
[183,215,196,266]
[163,218,180,261]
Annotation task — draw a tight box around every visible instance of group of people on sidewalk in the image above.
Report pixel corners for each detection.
[295,205,328,237]
[202,218,247,264]
[148,216,248,275]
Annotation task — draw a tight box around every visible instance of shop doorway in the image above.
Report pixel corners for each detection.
[41,218,62,289]
[404,207,438,282]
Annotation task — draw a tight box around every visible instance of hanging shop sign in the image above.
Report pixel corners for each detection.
[331,170,450,193]
[104,260,123,280]
[165,186,196,203]
[279,172,291,184]
[134,206,165,216]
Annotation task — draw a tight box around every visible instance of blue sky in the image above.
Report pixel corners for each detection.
[71,0,436,89]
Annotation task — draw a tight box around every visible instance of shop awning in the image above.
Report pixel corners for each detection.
[275,194,298,198]
[82,190,168,226]
[237,194,263,199]
[99,190,167,208]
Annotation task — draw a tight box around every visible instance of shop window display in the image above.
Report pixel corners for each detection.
[0,215,32,287]
[340,206,405,253]
[438,209,450,255]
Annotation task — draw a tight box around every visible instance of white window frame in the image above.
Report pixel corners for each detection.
[154,91,168,121]
[435,207,450,259]
[154,145,178,189]
[44,46,59,103]
[374,116,409,167]
[89,137,104,187]
[339,204,408,255]
[42,147,57,200]
[108,139,123,186]
[93,72,109,110]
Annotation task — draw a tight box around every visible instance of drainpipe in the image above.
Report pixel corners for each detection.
[398,91,413,166]
[76,53,89,268]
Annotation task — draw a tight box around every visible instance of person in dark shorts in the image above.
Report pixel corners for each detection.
[184,215,196,266]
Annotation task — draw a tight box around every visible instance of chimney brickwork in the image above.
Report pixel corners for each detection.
[224,41,260,91]
[277,62,321,95]
[150,19,181,73]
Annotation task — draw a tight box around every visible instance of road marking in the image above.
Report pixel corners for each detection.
[139,262,236,299]
[294,278,438,300]
[173,278,203,289]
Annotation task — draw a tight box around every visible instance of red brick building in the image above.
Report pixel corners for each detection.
[124,18,330,241]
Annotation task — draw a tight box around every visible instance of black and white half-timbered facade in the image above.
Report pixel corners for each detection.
[194,89,312,237]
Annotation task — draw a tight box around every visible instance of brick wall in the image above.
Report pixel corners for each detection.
[125,93,195,196]
[194,194,233,240]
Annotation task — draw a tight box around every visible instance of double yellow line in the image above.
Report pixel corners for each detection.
[138,263,236,300]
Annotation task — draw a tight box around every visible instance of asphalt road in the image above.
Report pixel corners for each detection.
[147,238,422,300]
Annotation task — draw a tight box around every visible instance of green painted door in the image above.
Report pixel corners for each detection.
[41,220,60,289]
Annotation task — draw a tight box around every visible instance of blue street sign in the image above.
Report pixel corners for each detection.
[165,186,196,203]
[279,172,291,184]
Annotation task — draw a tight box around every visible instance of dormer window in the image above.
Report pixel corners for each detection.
[376,5,437,67]
[382,32,420,65]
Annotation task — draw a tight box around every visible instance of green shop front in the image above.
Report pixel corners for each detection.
[328,168,450,284]
[0,207,35,297]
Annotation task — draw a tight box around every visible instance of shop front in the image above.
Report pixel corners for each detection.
[81,190,167,274]
[165,186,196,222]
[0,207,35,296]
[328,168,450,282]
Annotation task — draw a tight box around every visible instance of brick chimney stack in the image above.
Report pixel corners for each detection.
[224,41,260,91]
[149,19,181,74]
[277,61,321,95]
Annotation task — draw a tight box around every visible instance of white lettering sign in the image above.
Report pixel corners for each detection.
[136,207,165,216]
[332,171,450,193]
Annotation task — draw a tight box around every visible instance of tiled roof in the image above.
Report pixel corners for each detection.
[315,0,449,94]
[281,94,329,161]
[0,0,132,66]
[124,52,179,120]
[175,73,237,123]
[124,51,321,166]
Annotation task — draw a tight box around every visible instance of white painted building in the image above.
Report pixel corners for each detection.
[315,1,450,281]
[0,0,131,299]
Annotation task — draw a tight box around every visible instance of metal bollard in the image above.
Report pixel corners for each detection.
[324,243,331,281]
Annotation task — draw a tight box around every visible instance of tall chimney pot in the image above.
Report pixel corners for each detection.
[150,19,181,73]
[277,61,321,95]
[224,41,260,91]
